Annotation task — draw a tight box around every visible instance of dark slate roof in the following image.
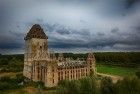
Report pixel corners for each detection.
[25,24,48,40]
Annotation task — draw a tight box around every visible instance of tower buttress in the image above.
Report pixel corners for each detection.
[87,53,96,75]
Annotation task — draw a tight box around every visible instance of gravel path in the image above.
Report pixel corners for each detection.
[97,73,123,83]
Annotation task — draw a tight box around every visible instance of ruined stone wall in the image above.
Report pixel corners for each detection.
[58,66,90,81]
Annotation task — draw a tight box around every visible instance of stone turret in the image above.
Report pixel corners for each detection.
[58,53,64,62]
[87,53,96,75]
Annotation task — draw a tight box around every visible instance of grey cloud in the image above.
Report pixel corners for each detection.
[57,29,70,35]
[0,0,140,53]
[0,43,22,49]
[0,29,24,51]
[133,25,140,31]
[97,32,105,36]
[48,23,140,51]
[80,20,87,23]
[125,0,139,9]
[111,28,119,33]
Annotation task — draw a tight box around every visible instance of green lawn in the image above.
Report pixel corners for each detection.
[97,65,139,77]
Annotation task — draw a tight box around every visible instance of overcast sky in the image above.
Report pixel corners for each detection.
[0,0,140,54]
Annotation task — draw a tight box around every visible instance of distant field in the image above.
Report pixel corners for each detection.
[97,65,139,77]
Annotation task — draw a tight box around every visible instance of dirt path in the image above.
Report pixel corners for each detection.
[24,86,38,94]
[0,72,22,78]
[97,73,123,83]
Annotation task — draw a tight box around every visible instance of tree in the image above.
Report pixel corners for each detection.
[116,77,140,94]
[57,80,80,94]
[0,58,8,65]
[100,77,115,94]
[80,77,97,94]
[135,71,140,79]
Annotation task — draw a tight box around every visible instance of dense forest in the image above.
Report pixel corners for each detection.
[0,52,140,72]
[0,54,23,72]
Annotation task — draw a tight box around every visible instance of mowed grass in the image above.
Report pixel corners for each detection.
[97,65,139,77]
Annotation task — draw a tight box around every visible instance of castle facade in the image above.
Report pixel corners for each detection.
[23,24,96,87]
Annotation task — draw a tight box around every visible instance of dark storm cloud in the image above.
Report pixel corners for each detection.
[0,0,140,53]
[97,32,105,36]
[133,24,140,31]
[125,0,139,9]
[111,28,119,33]
[0,43,22,49]
[0,31,24,49]
[57,29,70,35]
[45,24,70,35]
[46,23,140,51]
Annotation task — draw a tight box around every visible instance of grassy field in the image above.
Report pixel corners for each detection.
[97,64,139,77]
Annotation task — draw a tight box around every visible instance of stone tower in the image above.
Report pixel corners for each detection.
[23,24,58,87]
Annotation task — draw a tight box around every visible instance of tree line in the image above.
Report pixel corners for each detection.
[58,52,140,68]
[0,52,140,72]
[0,54,23,72]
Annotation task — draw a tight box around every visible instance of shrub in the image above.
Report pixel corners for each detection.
[0,58,9,65]
[80,77,97,94]
[57,77,97,94]
[115,77,140,94]
[57,80,80,94]
[100,77,115,94]
[135,71,140,79]
[0,74,25,91]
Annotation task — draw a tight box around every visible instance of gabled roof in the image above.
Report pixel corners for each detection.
[24,24,48,40]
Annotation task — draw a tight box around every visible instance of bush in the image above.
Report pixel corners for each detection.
[135,71,140,79]
[80,77,97,94]
[115,77,140,94]
[0,58,9,65]
[16,74,25,83]
[0,55,24,72]
[0,74,25,91]
[100,77,115,94]
[57,80,80,94]
[57,77,97,94]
